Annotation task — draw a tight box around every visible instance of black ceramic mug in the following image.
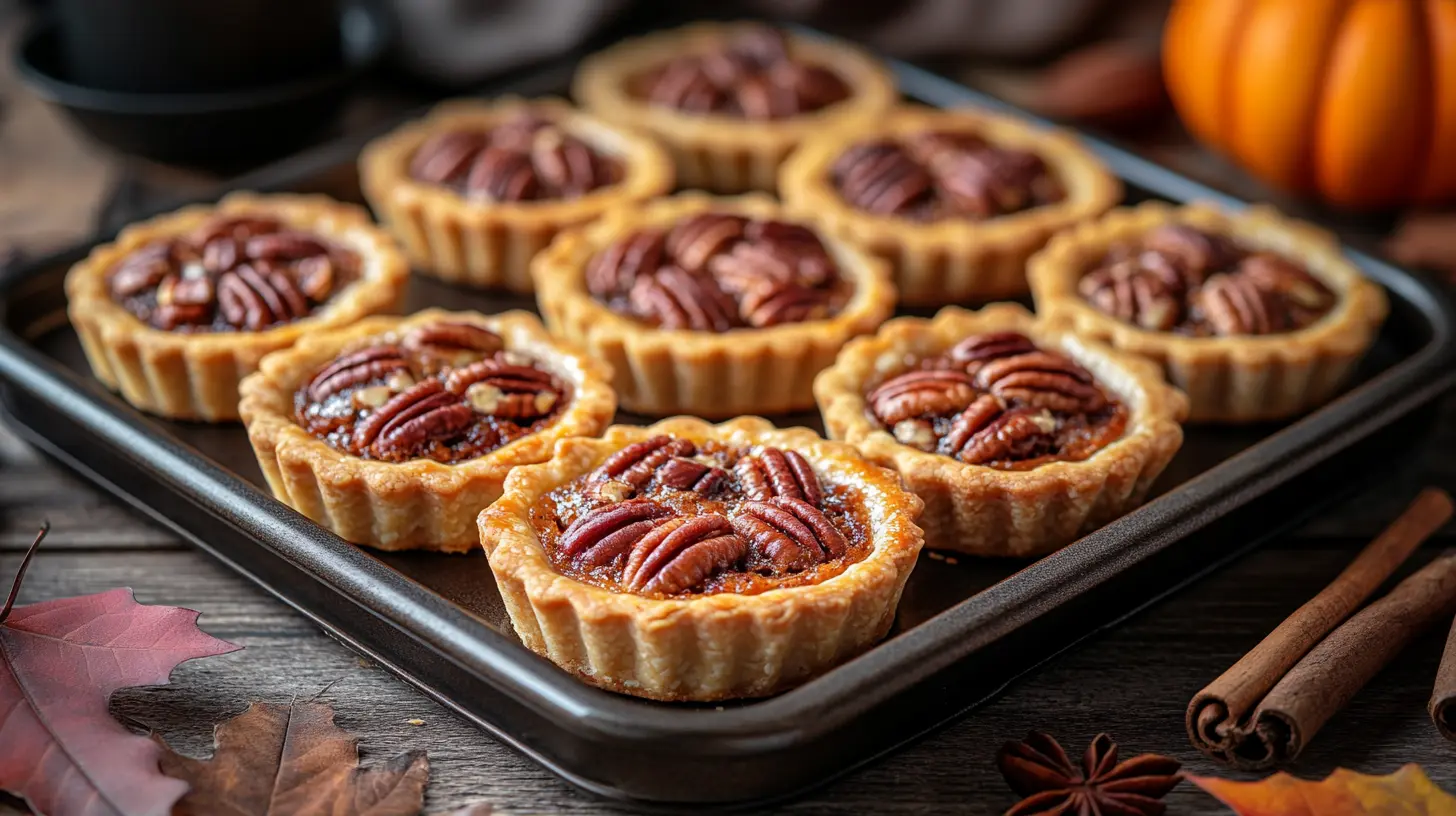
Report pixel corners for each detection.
[51,0,342,93]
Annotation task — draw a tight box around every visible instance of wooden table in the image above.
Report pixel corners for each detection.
[4,11,1456,812]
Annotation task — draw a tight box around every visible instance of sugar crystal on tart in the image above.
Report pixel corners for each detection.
[1028,202,1389,423]
[359,97,674,291]
[239,309,616,552]
[815,304,1187,557]
[573,22,897,193]
[66,193,409,421]
[780,106,1121,305]
[480,417,924,700]
[533,192,895,418]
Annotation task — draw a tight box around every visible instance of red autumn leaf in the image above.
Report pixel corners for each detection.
[159,701,429,816]
[1188,764,1456,815]
[0,525,239,816]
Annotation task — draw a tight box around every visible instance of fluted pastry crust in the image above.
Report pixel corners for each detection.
[1028,202,1389,423]
[779,105,1122,305]
[239,309,616,552]
[65,192,410,422]
[532,191,896,417]
[573,22,897,193]
[479,416,924,701]
[815,303,1187,556]
[358,97,675,291]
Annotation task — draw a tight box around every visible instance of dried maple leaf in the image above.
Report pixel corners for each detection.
[0,524,240,816]
[1187,764,1456,815]
[160,701,429,816]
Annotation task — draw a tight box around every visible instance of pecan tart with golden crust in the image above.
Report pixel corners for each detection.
[815,304,1186,557]
[480,416,924,701]
[1028,203,1389,423]
[65,193,409,421]
[359,97,674,291]
[780,106,1121,305]
[572,22,896,193]
[532,192,895,418]
[239,309,615,552]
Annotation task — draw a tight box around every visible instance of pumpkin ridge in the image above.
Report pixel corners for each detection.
[1417,0,1456,201]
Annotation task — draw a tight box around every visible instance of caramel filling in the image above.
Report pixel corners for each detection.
[295,321,570,464]
[866,332,1127,470]
[585,213,850,331]
[107,215,360,333]
[532,437,873,598]
[1078,224,1337,337]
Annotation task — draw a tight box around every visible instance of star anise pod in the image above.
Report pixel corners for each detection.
[997,732,1181,816]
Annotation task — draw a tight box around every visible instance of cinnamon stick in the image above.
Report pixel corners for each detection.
[1428,614,1456,741]
[1231,551,1456,768]
[1186,487,1454,764]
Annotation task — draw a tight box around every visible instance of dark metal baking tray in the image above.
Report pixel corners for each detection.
[2,36,1454,808]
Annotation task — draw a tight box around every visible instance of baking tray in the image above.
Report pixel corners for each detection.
[2,35,1455,808]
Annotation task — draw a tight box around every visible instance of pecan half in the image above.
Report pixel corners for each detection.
[217,264,309,331]
[1078,261,1183,332]
[629,266,740,332]
[306,345,411,402]
[585,229,666,298]
[948,332,1040,374]
[557,499,673,567]
[446,357,560,419]
[743,220,835,285]
[736,448,824,506]
[1238,252,1334,312]
[732,497,848,575]
[831,141,934,216]
[530,129,615,197]
[904,130,989,171]
[737,280,829,327]
[588,435,703,499]
[643,57,725,112]
[403,322,505,355]
[465,146,540,202]
[975,351,1105,413]
[665,213,747,272]
[410,130,490,184]
[937,148,1057,218]
[939,393,1007,457]
[191,216,285,246]
[655,457,729,495]
[868,370,978,425]
[622,514,747,594]
[952,406,1058,465]
[244,231,329,263]
[1142,224,1238,282]
[351,378,475,458]
[1197,272,1276,336]
[110,242,178,297]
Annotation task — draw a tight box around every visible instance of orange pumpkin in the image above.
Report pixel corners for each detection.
[1163,0,1456,209]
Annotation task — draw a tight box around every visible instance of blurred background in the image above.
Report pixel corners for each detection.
[2,0,1453,283]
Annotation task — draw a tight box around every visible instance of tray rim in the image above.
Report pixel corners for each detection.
[2,43,1455,753]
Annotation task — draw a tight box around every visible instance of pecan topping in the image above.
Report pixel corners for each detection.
[1080,224,1335,337]
[589,214,843,332]
[558,499,673,567]
[633,26,850,120]
[868,332,1127,469]
[998,732,1181,816]
[408,113,621,201]
[622,514,748,594]
[295,320,569,464]
[107,215,355,333]
[732,497,848,574]
[832,130,1064,221]
[587,435,727,498]
[655,457,728,495]
[736,448,823,506]
[868,370,978,425]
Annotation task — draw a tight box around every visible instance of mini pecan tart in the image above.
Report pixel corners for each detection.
[533,191,895,418]
[65,193,409,421]
[780,106,1121,305]
[815,304,1186,557]
[238,309,615,552]
[359,97,674,291]
[572,22,896,193]
[1028,202,1389,423]
[480,416,924,700]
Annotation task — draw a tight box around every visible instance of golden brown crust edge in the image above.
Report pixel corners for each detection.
[65,192,410,422]
[779,105,1123,305]
[478,415,925,701]
[358,96,675,291]
[572,22,898,193]
[531,191,897,418]
[814,303,1188,557]
[1027,201,1390,423]
[238,308,617,553]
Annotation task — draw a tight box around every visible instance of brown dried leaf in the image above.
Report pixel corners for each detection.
[1385,212,1456,280]
[1187,764,1456,815]
[159,701,429,816]
[1029,39,1169,128]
